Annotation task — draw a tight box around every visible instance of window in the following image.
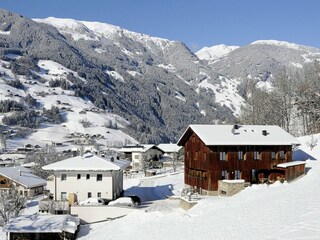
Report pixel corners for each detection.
[97,192,101,198]
[279,151,285,159]
[61,192,67,200]
[271,152,276,159]
[234,170,241,180]
[86,174,90,180]
[77,174,81,180]
[97,174,102,181]
[238,151,243,160]
[0,179,7,184]
[221,170,228,180]
[88,192,92,198]
[134,155,140,159]
[220,152,226,161]
[254,151,260,160]
[61,174,67,181]
[251,169,257,182]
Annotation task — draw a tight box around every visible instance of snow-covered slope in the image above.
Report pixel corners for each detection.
[34,17,174,50]
[196,44,239,62]
[0,57,137,150]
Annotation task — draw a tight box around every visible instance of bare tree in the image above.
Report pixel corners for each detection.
[0,134,6,151]
[0,184,27,226]
[141,153,152,176]
[307,135,318,151]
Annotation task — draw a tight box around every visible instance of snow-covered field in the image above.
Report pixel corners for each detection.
[1,135,320,239]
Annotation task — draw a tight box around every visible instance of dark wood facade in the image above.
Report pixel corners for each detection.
[181,130,296,192]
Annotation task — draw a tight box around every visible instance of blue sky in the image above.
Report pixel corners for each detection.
[1,0,320,51]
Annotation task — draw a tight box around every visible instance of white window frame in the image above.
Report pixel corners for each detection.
[61,192,67,200]
[254,151,260,160]
[234,170,241,180]
[221,170,228,180]
[220,152,226,161]
[238,151,243,160]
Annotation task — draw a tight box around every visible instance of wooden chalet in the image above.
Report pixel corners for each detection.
[177,124,305,195]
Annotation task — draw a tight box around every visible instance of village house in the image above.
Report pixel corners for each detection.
[42,153,130,203]
[157,143,184,160]
[118,144,164,170]
[0,166,46,197]
[177,124,305,195]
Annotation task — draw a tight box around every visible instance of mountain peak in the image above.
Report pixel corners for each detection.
[34,17,174,50]
[196,44,239,62]
[250,40,305,51]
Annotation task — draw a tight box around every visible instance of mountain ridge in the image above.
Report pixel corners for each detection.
[1,8,320,144]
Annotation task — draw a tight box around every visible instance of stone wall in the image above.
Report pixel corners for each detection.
[218,180,245,196]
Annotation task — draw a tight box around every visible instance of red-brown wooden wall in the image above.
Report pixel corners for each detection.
[183,131,293,191]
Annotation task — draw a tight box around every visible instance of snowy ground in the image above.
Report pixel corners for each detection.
[1,135,320,239]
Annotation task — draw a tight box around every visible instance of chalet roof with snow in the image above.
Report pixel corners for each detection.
[4,214,80,234]
[0,166,46,188]
[157,144,182,153]
[119,144,163,153]
[42,153,130,171]
[178,124,300,146]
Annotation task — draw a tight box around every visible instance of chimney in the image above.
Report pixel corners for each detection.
[262,130,268,136]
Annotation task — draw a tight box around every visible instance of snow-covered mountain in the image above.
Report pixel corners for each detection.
[196,44,239,62]
[1,9,320,144]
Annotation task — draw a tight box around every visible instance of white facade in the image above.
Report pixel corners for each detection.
[43,154,129,202]
[47,170,123,201]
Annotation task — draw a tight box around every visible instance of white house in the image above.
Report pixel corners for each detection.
[42,153,130,202]
[118,144,164,170]
[157,143,184,160]
[0,166,46,197]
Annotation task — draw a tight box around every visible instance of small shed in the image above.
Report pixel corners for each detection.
[271,161,306,182]
[4,214,80,240]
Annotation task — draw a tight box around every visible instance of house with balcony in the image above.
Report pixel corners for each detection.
[177,124,305,195]
[42,153,130,202]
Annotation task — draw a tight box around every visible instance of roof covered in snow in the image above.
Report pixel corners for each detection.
[178,125,300,146]
[157,144,182,153]
[0,166,46,188]
[42,153,130,171]
[4,214,80,234]
[277,161,307,168]
[119,144,162,153]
